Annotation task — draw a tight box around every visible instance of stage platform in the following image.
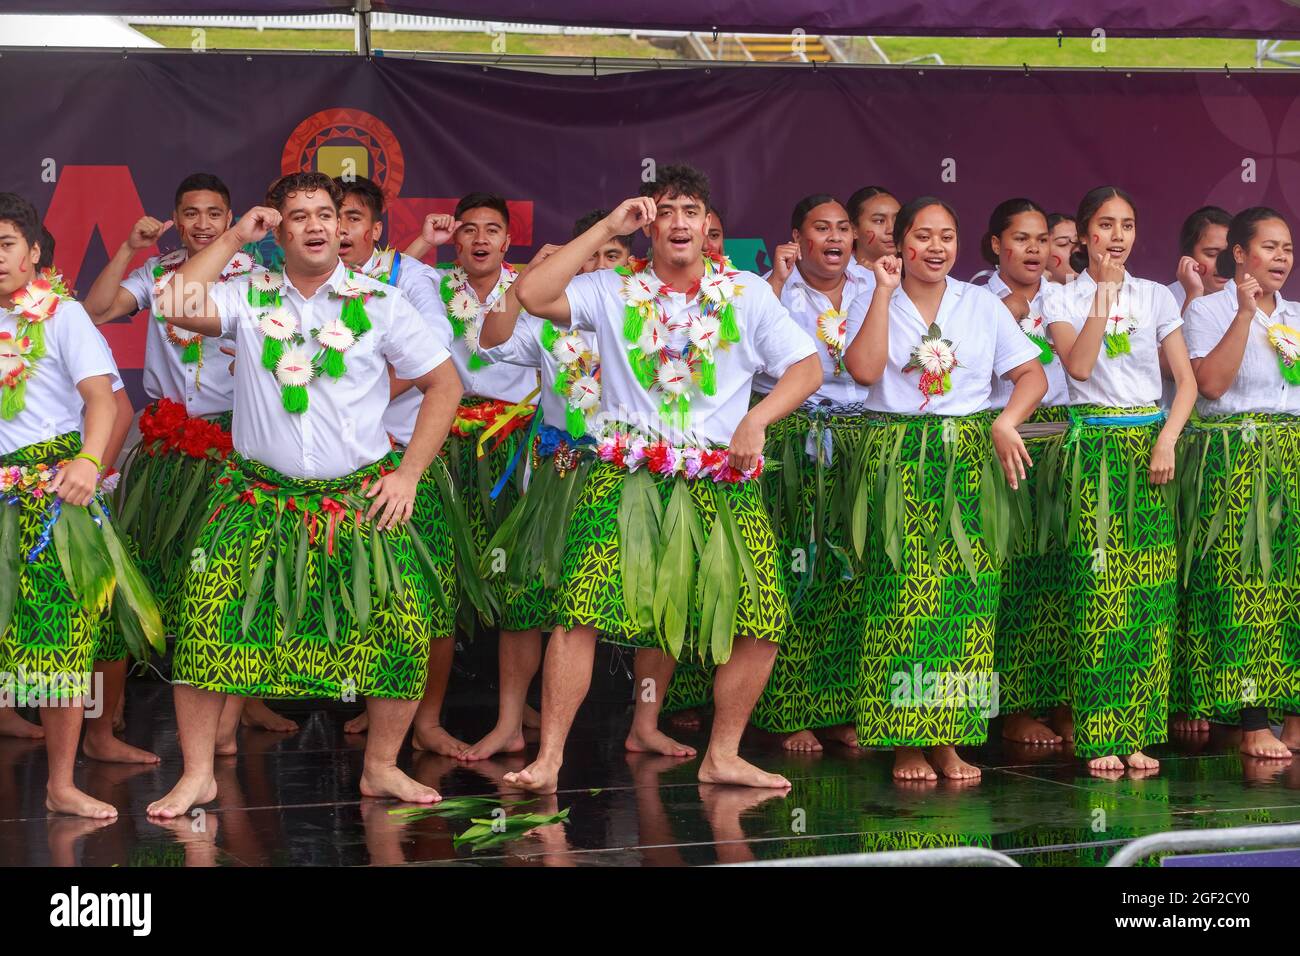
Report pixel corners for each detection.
[3,681,1299,867]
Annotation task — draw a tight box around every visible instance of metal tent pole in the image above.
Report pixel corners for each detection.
[355,0,371,56]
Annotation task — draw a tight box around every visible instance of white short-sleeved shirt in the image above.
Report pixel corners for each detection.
[1184,279,1300,417]
[122,248,253,416]
[847,260,879,290]
[354,250,456,446]
[438,264,537,404]
[481,312,593,432]
[1167,279,1188,313]
[855,276,1041,417]
[564,265,816,446]
[985,271,1071,409]
[1,298,120,455]
[1042,270,1183,409]
[210,261,449,479]
[752,264,873,403]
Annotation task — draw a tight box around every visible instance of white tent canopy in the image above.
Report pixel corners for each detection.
[0,14,161,47]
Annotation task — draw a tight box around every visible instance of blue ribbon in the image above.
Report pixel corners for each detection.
[1079,411,1165,427]
[26,498,60,563]
[534,422,595,459]
[489,409,544,501]
[389,250,402,287]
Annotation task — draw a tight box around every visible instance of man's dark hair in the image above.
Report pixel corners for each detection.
[174,172,231,211]
[335,175,386,220]
[638,163,711,209]
[264,171,342,213]
[0,192,42,247]
[573,208,632,250]
[455,192,510,227]
[38,227,55,272]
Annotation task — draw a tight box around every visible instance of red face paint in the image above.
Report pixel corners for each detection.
[1051,254,1062,267]
[907,247,918,261]
[1092,235,1100,244]
[864,230,876,245]
[1195,262,1206,275]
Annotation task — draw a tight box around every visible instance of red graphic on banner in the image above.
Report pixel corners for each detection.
[282,108,406,199]
[44,165,154,368]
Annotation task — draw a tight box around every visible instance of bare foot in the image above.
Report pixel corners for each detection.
[625,726,698,757]
[146,773,218,819]
[929,745,982,780]
[359,763,440,803]
[412,723,469,756]
[503,759,560,794]
[893,746,938,781]
[343,711,369,734]
[1002,712,1063,745]
[1087,754,1125,772]
[1170,714,1210,734]
[698,751,790,789]
[241,699,299,733]
[1049,706,1074,742]
[0,707,44,739]
[522,705,541,730]
[820,724,861,749]
[214,726,238,756]
[1240,729,1292,760]
[1282,716,1300,752]
[667,708,703,732]
[1125,750,1159,771]
[82,733,160,764]
[46,785,118,820]
[460,724,526,761]
[779,729,822,752]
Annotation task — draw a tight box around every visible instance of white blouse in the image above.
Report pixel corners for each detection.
[1042,270,1183,409]
[853,276,1041,417]
[985,271,1071,408]
[1183,279,1300,417]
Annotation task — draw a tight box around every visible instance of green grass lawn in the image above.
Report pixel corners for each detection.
[136,26,680,58]
[867,36,1298,68]
[136,26,1300,69]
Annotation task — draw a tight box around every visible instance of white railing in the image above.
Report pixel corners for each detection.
[124,14,689,38]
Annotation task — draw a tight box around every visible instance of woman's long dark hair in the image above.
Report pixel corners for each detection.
[1069,186,1136,274]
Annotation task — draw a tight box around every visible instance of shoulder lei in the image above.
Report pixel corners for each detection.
[440,263,517,371]
[1,273,71,420]
[539,320,600,439]
[247,267,385,414]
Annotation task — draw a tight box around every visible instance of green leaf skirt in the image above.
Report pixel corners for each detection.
[1058,405,1177,758]
[444,396,533,636]
[483,431,594,633]
[750,404,869,733]
[1,433,164,701]
[1175,413,1300,721]
[172,452,447,700]
[111,406,233,644]
[994,404,1072,715]
[555,455,789,665]
[847,412,1003,747]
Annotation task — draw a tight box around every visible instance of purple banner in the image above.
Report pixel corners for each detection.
[2,1,1299,37]
[4,50,1298,403]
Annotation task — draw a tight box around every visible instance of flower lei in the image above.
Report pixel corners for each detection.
[596,428,761,484]
[1,273,68,420]
[539,320,600,438]
[1018,305,1055,365]
[138,397,233,460]
[1266,322,1300,385]
[0,461,58,500]
[902,322,961,411]
[247,268,381,414]
[816,308,847,375]
[152,248,254,367]
[616,254,741,429]
[1104,313,1138,358]
[361,247,398,284]
[440,263,516,371]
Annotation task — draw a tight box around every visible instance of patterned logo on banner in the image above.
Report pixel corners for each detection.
[280,108,406,199]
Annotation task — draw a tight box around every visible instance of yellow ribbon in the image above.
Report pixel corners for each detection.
[476,386,541,458]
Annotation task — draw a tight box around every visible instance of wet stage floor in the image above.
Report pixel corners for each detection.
[3,681,1300,867]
